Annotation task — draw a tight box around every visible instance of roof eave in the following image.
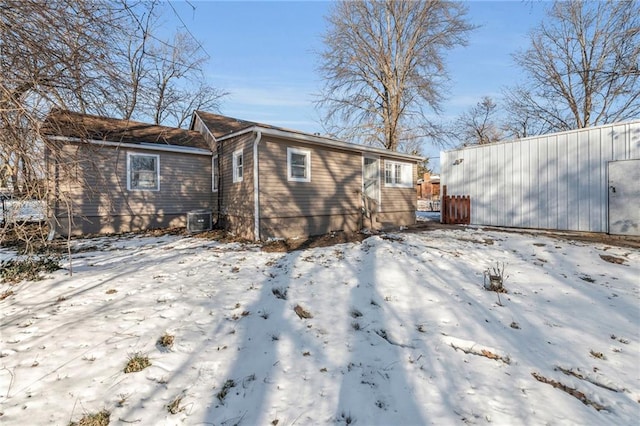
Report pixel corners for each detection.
[45,135,212,156]
[217,126,424,162]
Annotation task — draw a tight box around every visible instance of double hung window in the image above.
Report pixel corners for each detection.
[127,153,159,191]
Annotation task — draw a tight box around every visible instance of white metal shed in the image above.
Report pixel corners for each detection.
[441,120,640,235]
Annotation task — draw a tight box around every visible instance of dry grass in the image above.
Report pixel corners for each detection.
[216,379,236,402]
[157,333,175,348]
[124,352,151,373]
[167,394,184,414]
[69,409,110,426]
[294,304,313,319]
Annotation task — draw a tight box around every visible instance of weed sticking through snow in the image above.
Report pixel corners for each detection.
[216,379,236,402]
[294,304,313,319]
[483,262,508,293]
[69,409,110,426]
[272,287,288,300]
[158,333,175,348]
[124,352,151,373]
[167,394,184,414]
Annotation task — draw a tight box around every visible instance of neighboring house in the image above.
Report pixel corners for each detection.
[44,109,422,240]
[416,173,440,200]
[416,173,440,212]
[441,120,640,236]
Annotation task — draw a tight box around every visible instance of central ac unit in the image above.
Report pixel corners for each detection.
[187,210,212,233]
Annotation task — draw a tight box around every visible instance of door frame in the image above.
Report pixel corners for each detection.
[362,155,381,205]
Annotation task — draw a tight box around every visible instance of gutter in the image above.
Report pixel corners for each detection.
[217,126,424,162]
[45,135,212,156]
[253,131,262,241]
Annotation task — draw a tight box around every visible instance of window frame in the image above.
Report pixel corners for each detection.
[384,160,413,188]
[212,154,219,192]
[232,149,243,183]
[287,147,311,182]
[127,152,160,191]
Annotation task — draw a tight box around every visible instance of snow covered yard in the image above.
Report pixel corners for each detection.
[0,227,638,425]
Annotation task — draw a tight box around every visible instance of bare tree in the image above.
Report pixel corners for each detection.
[505,0,640,133]
[454,96,503,145]
[0,0,130,252]
[316,0,474,152]
[1,0,127,192]
[145,32,226,127]
[0,0,224,253]
[500,87,557,139]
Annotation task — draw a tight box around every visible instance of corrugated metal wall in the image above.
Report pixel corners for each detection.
[441,120,640,233]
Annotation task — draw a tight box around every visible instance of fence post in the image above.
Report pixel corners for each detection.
[441,185,447,224]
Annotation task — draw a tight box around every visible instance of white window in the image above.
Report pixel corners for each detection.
[212,155,219,192]
[232,149,243,183]
[127,153,159,191]
[384,160,413,188]
[287,147,311,182]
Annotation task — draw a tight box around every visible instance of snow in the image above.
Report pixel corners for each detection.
[416,210,441,222]
[0,199,46,224]
[1,227,638,425]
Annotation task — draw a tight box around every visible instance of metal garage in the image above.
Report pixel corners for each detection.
[441,120,640,236]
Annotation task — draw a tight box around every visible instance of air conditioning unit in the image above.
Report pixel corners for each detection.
[187,210,212,233]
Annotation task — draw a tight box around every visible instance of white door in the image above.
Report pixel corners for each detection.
[608,160,640,236]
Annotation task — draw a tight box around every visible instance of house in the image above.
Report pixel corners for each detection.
[416,172,440,212]
[44,110,422,240]
[43,110,213,236]
[440,120,640,236]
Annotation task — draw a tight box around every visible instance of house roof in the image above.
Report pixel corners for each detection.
[194,110,424,162]
[42,110,209,150]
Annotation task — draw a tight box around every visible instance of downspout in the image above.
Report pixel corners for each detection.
[216,140,223,226]
[253,131,262,241]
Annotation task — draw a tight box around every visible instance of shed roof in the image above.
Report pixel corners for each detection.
[42,110,209,150]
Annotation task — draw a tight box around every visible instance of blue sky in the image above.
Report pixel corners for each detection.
[169,0,549,169]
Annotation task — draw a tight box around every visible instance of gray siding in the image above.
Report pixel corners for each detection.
[50,142,213,235]
[257,137,362,238]
[216,133,256,239]
[441,120,640,233]
[380,157,418,221]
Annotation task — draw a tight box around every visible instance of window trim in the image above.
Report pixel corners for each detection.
[212,154,219,192]
[287,147,311,182]
[232,149,243,183]
[127,152,160,191]
[384,160,413,188]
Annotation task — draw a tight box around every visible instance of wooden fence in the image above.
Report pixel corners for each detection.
[441,185,470,224]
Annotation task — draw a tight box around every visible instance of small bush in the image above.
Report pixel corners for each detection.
[483,262,508,293]
[124,352,151,373]
[69,409,110,426]
[0,257,60,283]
